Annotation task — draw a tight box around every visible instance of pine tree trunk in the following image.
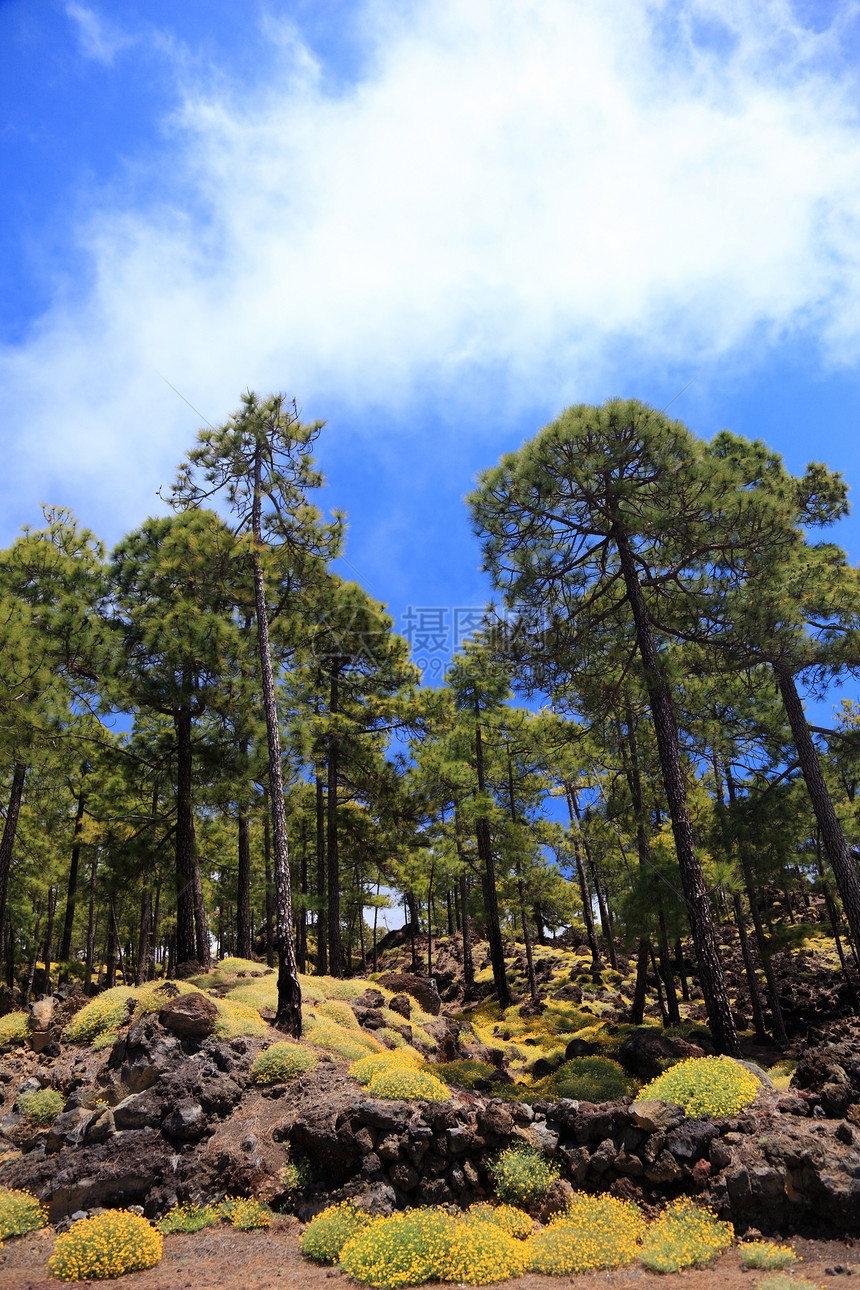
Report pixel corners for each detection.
[236,803,252,960]
[614,529,739,1055]
[314,769,327,974]
[85,855,97,989]
[0,762,26,938]
[251,441,301,1034]
[775,662,860,954]
[475,703,511,1009]
[326,663,344,977]
[173,705,198,966]
[59,789,86,980]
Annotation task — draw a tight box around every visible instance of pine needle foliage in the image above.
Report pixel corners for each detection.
[47,1210,163,1281]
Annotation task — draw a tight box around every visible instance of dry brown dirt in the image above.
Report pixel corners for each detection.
[0,1220,855,1290]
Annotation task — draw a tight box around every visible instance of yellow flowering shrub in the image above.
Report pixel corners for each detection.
[155,1202,220,1234]
[318,998,360,1029]
[305,1012,384,1061]
[442,1217,526,1284]
[0,1011,30,1046]
[0,1186,48,1239]
[639,1056,760,1118]
[366,1067,450,1103]
[17,1087,64,1126]
[215,1197,272,1230]
[739,1241,799,1270]
[349,1051,422,1085]
[212,997,267,1038]
[526,1194,646,1274]
[251,1041,316,1084]
[339,1209,457,1288]
[300,1201,374,1263]
[488,1144,561,1206]
[47,1210,162,1281]
[63,988,135,1045]
[640,1197,733,1272]
[465,1203,534,1240]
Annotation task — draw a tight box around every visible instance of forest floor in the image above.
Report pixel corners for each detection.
[0,1220,857,1290]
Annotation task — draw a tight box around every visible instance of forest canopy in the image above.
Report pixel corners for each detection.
[2,394,859,1054]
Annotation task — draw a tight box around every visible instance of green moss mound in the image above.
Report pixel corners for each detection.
[639,1055,760,1118]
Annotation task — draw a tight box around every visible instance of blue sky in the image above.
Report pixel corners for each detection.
[3,0,860,716]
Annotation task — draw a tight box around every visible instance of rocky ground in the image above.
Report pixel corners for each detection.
[1,918,860,1285]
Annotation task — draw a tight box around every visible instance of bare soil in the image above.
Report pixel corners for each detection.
[0,1221,855,1290]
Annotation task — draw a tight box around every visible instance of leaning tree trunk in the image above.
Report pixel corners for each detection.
[251,442,301,1035]
[614,528,739,1055]
[775,662,860,955]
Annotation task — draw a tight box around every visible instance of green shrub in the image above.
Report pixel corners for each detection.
[17,1087,64,1126]
[0,1186,48,1239]
[47,1210,163,1280]
[366,1066,450,1103]
[279,1147,310,1193]
[339,1208,457,1288]
[465,1203,534,1240]
[215,1197,272,1230]
[639,1056,760,1118]
[739,1241,798,1270]
[639,1197,734,1272]
[63,988,134,1045]
[305,1013,383,1060]
[541,1055,639,1103]
[155,1202,220,1234]
[300,1201,374,1264]
[442,1217,526,1284]
[526,1195,646,1274]
[0,1012,30,1046]
[488,1144,561,1206]
[251,1041,316,1084]
[434,1060,500,1090]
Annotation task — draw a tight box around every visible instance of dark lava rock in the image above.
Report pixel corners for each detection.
[377,973,441,1017]
[158,991,218,1037]
[618,1028,706,1081]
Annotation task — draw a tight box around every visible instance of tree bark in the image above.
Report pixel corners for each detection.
[775,662,860,954]
[173,704,198,966]
[59,788,86,979]
[251,439,301,1034]
[474,701,511,1009]
[614,528,739,1055]
[236,803,252,960]
[326,662,345,977]
[314,769,327,974]
[0,762,26,938]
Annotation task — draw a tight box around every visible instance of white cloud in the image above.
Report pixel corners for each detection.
[6,0,860,535]
[65,2,133,64]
